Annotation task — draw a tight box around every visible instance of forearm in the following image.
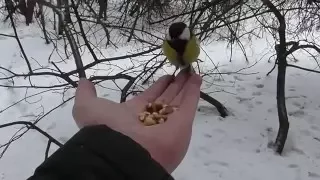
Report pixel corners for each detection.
[27,125,174,180]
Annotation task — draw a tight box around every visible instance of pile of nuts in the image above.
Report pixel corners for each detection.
[138,102,177,126]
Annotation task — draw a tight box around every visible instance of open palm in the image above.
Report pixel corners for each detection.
[72,71,202,173]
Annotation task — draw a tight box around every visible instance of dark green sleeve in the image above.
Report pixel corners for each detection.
[27,125,174,180]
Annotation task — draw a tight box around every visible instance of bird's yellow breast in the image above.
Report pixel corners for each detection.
[162,35,200,67]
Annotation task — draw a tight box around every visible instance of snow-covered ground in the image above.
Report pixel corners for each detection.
[0,21,320,180]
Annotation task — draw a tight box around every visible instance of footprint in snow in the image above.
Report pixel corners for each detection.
[198,146,212,154]
[213,128,226,134]
[203,161,229,167]
[197,105,220,116]
[233,75,244,81]
[47,122,57,131]
[311,125,320,132]
[203,133,213,138]
[235,97,254,103]
[233,138,244,144]
[255,84,264,88]
[236,86,246,92]
[255,101,263,105]
[286,95,304,100]
[235,97,255,110]
[288,164,299,168]
[0,36,7,40]
[300,95,307,98]
[300,129,312,136]
[247,104,254,109]
[308,172,320,178]
[291,73,302,77]
[252,91,262,96]
[292,101,305,109]
[213,161,229,167]
[288,110,305,117]
[291,147,305,155]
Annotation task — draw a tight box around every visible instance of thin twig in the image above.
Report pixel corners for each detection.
[0,121,62,147]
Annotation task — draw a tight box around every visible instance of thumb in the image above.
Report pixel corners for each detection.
[75,78,97,106]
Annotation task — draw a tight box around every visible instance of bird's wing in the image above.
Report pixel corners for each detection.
[183,35,200,64]
[162,40,180,66]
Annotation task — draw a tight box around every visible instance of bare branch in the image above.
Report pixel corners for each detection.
[5,0,32,73]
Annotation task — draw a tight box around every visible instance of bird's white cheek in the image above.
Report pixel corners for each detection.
[165,34,171,40]
[179,28,190,40]
[165,29,171,40]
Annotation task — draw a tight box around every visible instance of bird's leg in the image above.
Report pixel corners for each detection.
[183,65,194,74]
[170,64,194,82]
[173,66,179,75]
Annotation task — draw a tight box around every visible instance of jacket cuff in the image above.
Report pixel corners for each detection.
[69,125,174,180]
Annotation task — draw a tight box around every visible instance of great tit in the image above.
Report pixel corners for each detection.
[162,22,200,72]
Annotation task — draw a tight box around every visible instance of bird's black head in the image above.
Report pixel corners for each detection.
[165,22,191,61]
[166,22,190,41]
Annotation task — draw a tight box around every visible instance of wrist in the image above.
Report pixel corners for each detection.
[125,129,176,173]
[77,125,174,179]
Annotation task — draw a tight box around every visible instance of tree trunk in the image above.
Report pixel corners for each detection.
[39,4,50,44]
[274,50,289,154]
[261,0,290,155]
[64,0,71,23]
[26,0,37,25]
[4,0,15,22]
[98,0,107,20]
[57,0,63,35]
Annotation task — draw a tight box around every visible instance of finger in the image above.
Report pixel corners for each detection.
[132,75,173,103]
[168,73,200,106]
[165,73,202,127]
[154,71,189,104]
[125,75,173,113]
[74,78,97,106]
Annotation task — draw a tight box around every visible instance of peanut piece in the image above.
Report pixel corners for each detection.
[159,106,174,115]
[158,114,167,120]
[158,118,165,124]
[139,102,177,126]
[144,116,157,126]
[139,112,150,121]
[139,114,145,121]
[146,103,153,112]
[153,112,163,120]
[152,103,163,112]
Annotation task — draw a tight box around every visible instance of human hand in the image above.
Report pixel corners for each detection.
[72,71,202,173]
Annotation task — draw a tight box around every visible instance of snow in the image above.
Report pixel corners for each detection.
[1,21,320,180]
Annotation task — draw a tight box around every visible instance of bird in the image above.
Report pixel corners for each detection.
[162,22,200,74]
